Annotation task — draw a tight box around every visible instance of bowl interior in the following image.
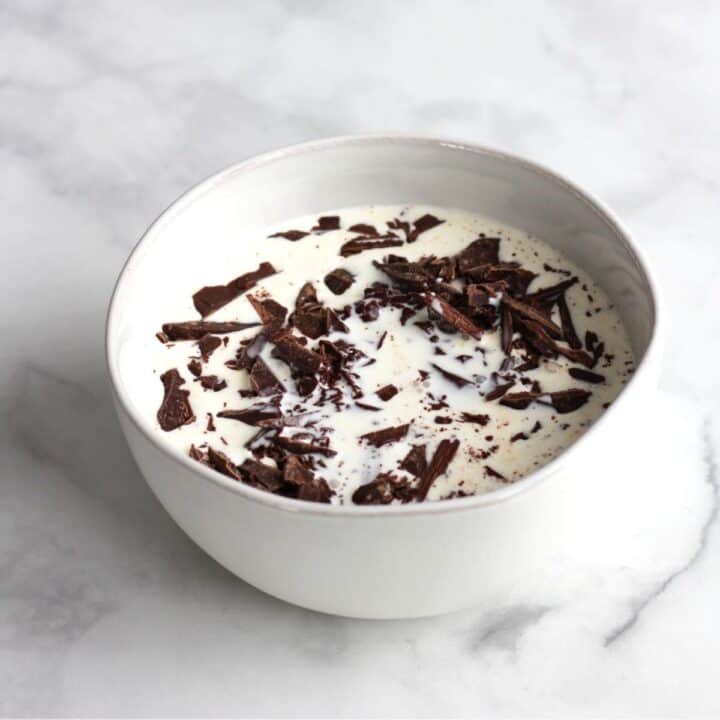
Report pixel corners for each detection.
[108,137,657,501]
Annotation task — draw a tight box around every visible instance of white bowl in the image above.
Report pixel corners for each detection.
[106,136,661,619]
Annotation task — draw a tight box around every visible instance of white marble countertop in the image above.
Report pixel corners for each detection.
[3,2,719,717]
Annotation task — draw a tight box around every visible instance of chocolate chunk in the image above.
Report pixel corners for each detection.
[348,223,380,236]
[547,389,591,413]
[460,412,490,425]
[399,444,428,477]
[501,304,514,356]
[457,237,500,276]
[485,382,515,401]
[430,363,472,388]
[296,375,318,396]
[502,295,563,339]
[376,384,399,401]
[498,391,537,410]
[157,369,195,431]
[197,334,222,361]
[360,423,410,448]
[424,294,483,338]
[292,304,328,339]
[273,332,322,375]
[187,359,203,377]
[388,214,444,244]
[531,421,542,433]
[284,456,333,503]
[247,294,288,332]
[340,235,404,257]
[324,268,354,295]
[268,229,309,241]
[568,367,605,384]
[312,215,340,233]
[192,261,277,317]
[355,401,381,411]
[274,436,337,457]
[199,375,227,391]
[352,472,414,505]
[377,331,388,349]
[156,332,170,344]
[207,447,243,481]
[543,263,572,276]
[206,413,216,432]
[235,333,268,370]
[239,458,284,492]
[217,403,281,426]
[249,358,285,396]
[510,432,528,442]
[161,321,260,341]
[481,264,536,295]
[417,438,460,501]
[434,416,452,424]
[374,259,433,291]
[484,466,506,481]
[526,277,578,305]
[557,295,581,349]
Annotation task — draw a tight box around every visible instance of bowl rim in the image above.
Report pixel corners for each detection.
[106,133,662,517]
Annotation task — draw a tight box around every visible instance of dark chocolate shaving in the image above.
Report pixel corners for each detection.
[376,384,399,401]
[207,447,244,481]
[568,367,605,384]
[460,412,490,425]
[162,321,260,341]
[249,358,285,396]
[192,261,277,317]
[423,294,483,338]
[324,268,354,295]
[157,369,195,431]
[484,466,506,481]
[339,235,404,257]
[348,223,380,236]
[240,458,284,492]
[273,332,322,375]
[247,294,288,332]
[457,236,500,276]
[199,375,227,391]
[557,295,581,349]
[430,363,472,388]
[187,359,202,377]
[352,472,414,505]
[485,382,515,401]
[312,215,340,233]
[417,438,460,501]
[360,423,410,448]
[399,444,428,477]
[197,334,222,361]
[217,403,281,426]
[268,229,309,241]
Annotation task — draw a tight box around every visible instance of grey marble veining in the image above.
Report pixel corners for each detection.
[2,1,720,717]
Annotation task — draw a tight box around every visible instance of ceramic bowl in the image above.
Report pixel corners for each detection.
[106,136,661,618]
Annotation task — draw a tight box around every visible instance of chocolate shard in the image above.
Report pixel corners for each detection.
[485,382,515,402]
[526,277,578,305]
[485,466,506,481]
[217,403,281,426]
[498,391,538,410]
[235,333,268,370]
[247,294,288,332]
[348,222,380,236]
[374,259,433,291]
[417,438,460,501]
[312,215,341,233]
[502,295,563,339]
[295,282,318,308]
[407,213,444,242]
[376,384,399,401]
[568,367,605,384]
[296,375,318,396]
[192,261,277,317]
[399,444,428,477]
[161,321,260,341]
[274,435,337,457]
[360,423,410,448]
[460,412,490,425]
[481,265,537,295]
[501,303,514,356]
[239,458,284,492]
[423,293,483,338]
[340,235,404,257]
[324,268,354,295]
[352,472,414,505]
[157,369,195,431]
[187,359,202,377]
[272,332,322,375]
[206,446,243,481]
[557,295,582,349]
[430,362,472,388]
[268,229,309,241]
[197,334,222,361]
[199,375,227,391]
[284,456,333,503]
[547,389,592,413]
[457,236,500,276]
[249,358,285,396]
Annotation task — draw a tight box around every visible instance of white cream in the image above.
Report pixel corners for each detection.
[146,205,635,502]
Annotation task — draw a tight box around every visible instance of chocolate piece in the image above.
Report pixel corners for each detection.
[240,458,284,492]
[460,412,490,425]
[547,389,591,413]
[339,235,404,257]
[199,375,227,391]
[273,332,322,375]
[543,263,572,276]
[374,259,433,291]
[502,295,563,339]
[434,416,452,424]
[284,456,333,503]
[399,444,428,477]
[247,294,288,332]
[484,466,506,481]
[355,401,381,411]
[417,438,460,501]
[352,472,413,505]
[377,331,388,349]
[156,331,170,344]
[500,304,514,356]
[457,236,500,276]
[348,223,380,236]
[236,333,268,370]
[296,375,318,396]
[312,215,340,233]
[424,294,483,338]
[510,432,528,442]
[274,436,337,457]
[207,447,243,481]
[526,277,578,305]
[388,214,444,244]
[485,382,515,401]
[568,367,605,384]
[498,391,537,410]
[206,413,216,432]
[157,369,195,431]
[324,268,354,295]
[360,423,410,447]
[197,334,222,361]
[557,295,581,349]
[187,359,202,377]
[162,321,260,341]
[192,261,277,317]
[482,264,537,295]
[268,229,309,241]
[430,363,472,388]
[531,421,542,433]
[217,403,281,426]
[249,358,285,396]
[376,384,399,401]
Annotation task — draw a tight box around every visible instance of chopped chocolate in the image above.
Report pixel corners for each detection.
[417,438,460,501]
[377,331,388,349]
[502,295,563,339]
[376,384,399,401]
[460,412,490,425]
[156,331,170,344]
[272,332,322,375]
[484,466,506,481]
[235,332,267,370]
[324,268,354,295]
[249,358,285,396]
[510,432,528,442]
[526,277,578,305]
[424,294,483,338]
[430,362,472,388]
[568,367,605,384]
[312,215,341,233]
[399,444,427,477]
[348,223,380,236]
[374,259,433,291]
[217,403,281,426]
[197,334,222,361]
[498,391,537,410]
[274,435,337,457]
[192,261,277,317]
[457,236,500,276]
[157,369,195,431]
[199,375,227,391]
[268,229,310,241]
[547,389,591,413]
[239,458,284,492]
[206,413,216,432]
[434,416,452,424]
[296,375,318,396]
[557,295,581,349]
[339,235,404,257]
[485,382,515,402]
[360,423,410,447]
[162,321,260,341]
[206,446,243,481]
[501,304,514,356]
[352,472,413,505]
[543,263,572,276]
[355,401,381,411]
[531,421,542,433]
[187,359,202,377]
[247,294,288,332]
[405,213,444,243]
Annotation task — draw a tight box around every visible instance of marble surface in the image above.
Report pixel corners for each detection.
[2,1,719,717]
